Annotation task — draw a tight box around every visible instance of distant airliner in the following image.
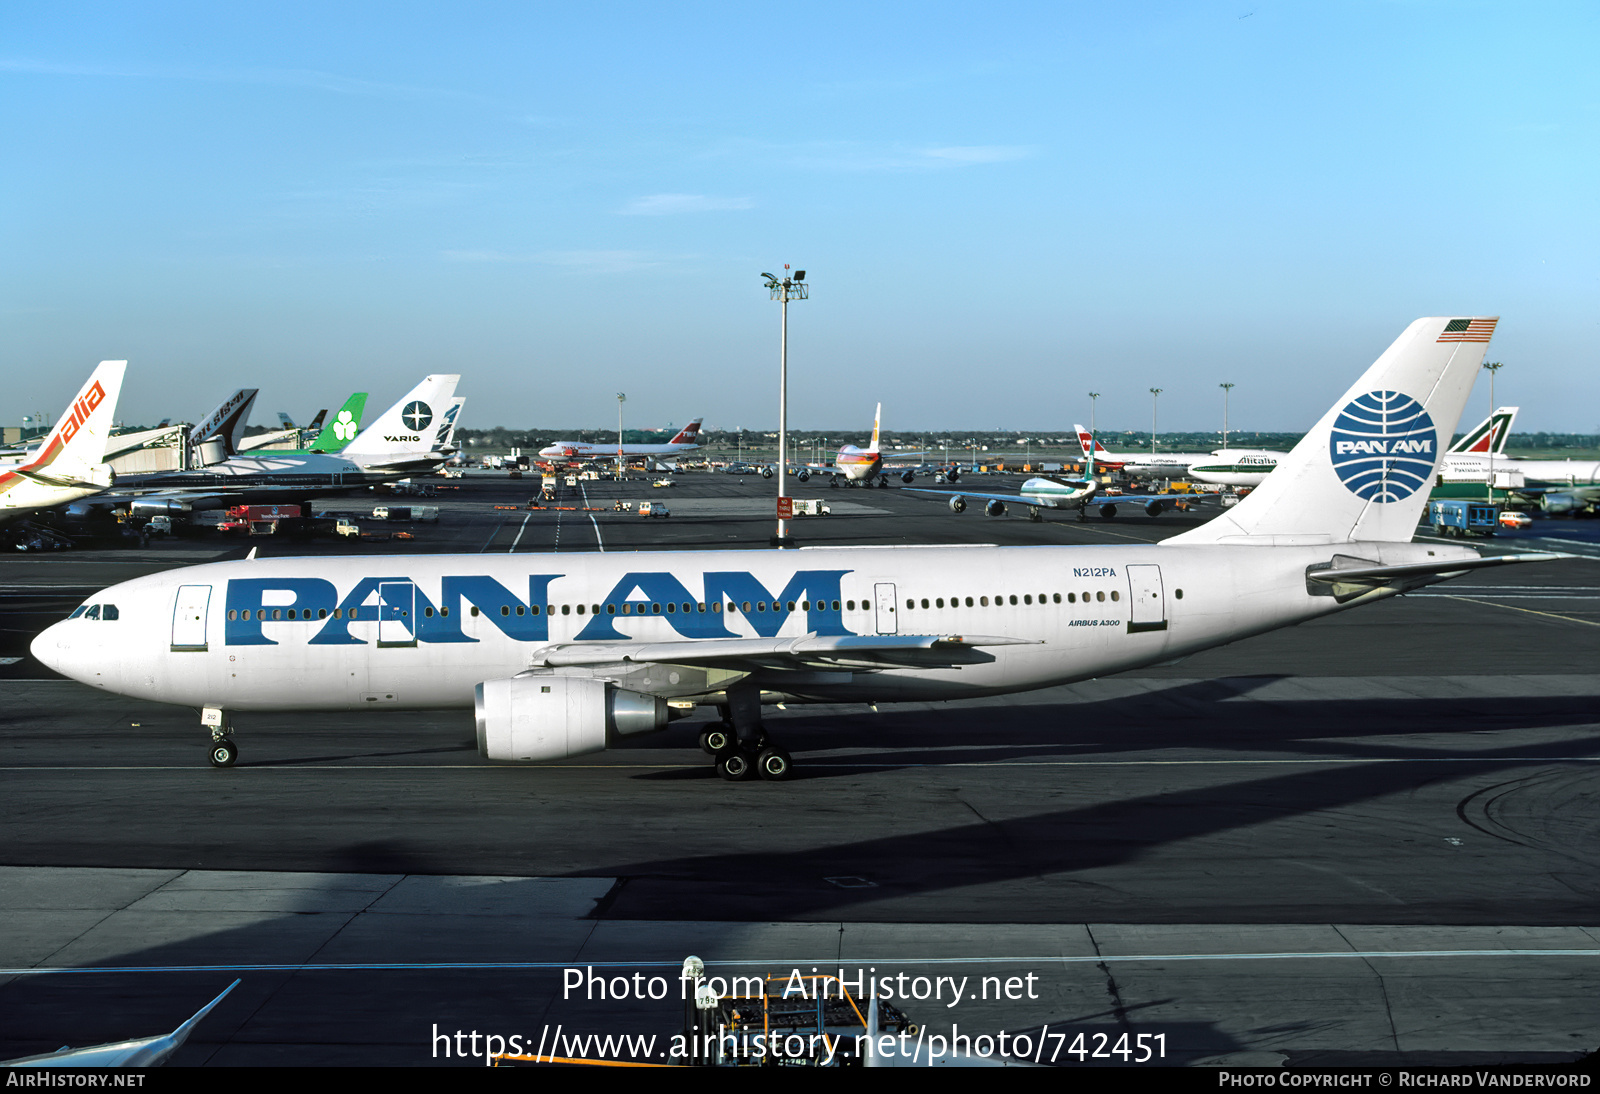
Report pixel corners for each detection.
[538,419,703,463]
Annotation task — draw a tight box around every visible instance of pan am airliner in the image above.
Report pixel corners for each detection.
[33,317,1567,781]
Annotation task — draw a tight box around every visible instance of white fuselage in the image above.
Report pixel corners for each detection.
[33,540,1466,714]
[538,441,702,462]
[1183,450,1283,488]
[1439,453,1600,486]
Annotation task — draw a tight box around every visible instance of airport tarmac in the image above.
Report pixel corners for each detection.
[3,470,1599,1066]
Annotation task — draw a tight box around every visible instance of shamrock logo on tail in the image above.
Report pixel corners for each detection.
[332,411,358,441]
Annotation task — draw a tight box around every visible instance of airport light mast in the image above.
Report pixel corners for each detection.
[763,266,808,547]
[1219,382,1235,450]
[1482,361,1502,502]
[616,392,626,480]
[1149,388,1163,455]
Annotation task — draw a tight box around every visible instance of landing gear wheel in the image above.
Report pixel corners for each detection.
[757,747,792,781]
[699,723,734,755]
[209,739,238,767]
[717,750,756,781]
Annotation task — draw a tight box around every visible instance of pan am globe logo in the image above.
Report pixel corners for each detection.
[1328,391,1437,502]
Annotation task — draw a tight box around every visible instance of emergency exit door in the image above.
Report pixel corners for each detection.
[1126,564,1167,633]
[874,583,899,635]
[171,585,211,652]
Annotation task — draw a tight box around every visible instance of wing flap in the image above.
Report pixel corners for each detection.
[528,633,1037,668]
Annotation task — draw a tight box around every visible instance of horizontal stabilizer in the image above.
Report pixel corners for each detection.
[1307,551,1572,586]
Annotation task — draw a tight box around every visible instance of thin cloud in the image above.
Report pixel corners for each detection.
[617,193,755,216]
[442,249,663,274]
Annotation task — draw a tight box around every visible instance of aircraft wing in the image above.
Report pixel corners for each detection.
[527,633,1038,670]
[2,980,238,1067]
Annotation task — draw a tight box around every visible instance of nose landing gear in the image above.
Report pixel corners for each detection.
[203,707,238,767]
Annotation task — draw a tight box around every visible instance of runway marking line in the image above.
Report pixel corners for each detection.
[1436,594,1600,628]
[9,948,1600,977]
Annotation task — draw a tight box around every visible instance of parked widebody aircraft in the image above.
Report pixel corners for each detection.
[67,376,458,518]
[1075,426,1284,487]
[1435,405,1600,513]
[905,442,1208,521]
[798,403,923,487]
[34,317,1568,783]
[538,419,702,464]
[1,361,126,525]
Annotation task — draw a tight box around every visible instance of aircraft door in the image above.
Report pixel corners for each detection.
[171,585,211,652]
[874,582,899,635]
[377,582,417,648]
[1126,564,1168,633]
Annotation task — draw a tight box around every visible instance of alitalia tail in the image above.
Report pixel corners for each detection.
[1,361,126,523]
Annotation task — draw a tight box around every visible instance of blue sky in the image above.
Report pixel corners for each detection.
[3,2,1597,434]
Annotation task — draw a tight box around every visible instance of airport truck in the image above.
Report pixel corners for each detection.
[1428,498,1499,537]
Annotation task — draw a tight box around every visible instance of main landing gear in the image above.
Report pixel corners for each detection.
[697,689,792,781]
[203,707,238,767]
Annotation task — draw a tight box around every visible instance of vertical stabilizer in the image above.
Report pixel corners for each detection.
[435,398,465,450]
[869,403,882,454]
[188,389,259,457]
[1167,317,1498,546]
[1449,406,1518,455]
[343,375,460,467]
[668,418,703,446]
[14,361,126,479]
[308,393,369,453]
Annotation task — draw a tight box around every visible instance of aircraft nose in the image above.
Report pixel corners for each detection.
[30,620,69,676]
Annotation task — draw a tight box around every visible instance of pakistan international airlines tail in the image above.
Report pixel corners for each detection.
[1167,317,1500,546]
[0,360,126,522]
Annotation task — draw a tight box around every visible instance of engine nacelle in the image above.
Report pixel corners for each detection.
[985,499,1006,517]
[1099,503,1119,519]
[475,676,668,762]
[946,468,960,483]
[1144,500,1165,517]
[948,495,966,513]
[797,469,810,483]
[1542,492,1580,515]
[130,498,192,517]
[901,470,915,484]
[760,466,774,479]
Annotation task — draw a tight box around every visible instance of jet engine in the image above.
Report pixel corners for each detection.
[985,499,1006,517]
[797,469,810,483]
[1099,504,1119,519]
[1144,500,1165,517]
[761,466,774,479]
[946,468,960,483]
[901,470,915,484]
[475,676,669,762]
[130,498,193,516]
[948,495,966,513]
[1541,492,1582,515]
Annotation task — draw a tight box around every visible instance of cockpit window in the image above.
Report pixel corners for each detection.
[102,604,119,621]
[69,606,88,619]
[84,605,101,620]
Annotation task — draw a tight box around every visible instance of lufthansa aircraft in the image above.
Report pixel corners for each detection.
[33,318,1568,781]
